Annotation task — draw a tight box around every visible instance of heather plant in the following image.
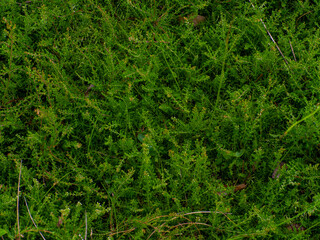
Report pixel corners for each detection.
[1,0,320,239]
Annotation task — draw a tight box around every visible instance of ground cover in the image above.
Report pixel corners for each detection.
[1,0,320,239]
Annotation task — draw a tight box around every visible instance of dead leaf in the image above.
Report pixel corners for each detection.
[85,84,95,97]
[179,15,206,27]
[287,223,306,232]
[272,162,286,179]
[34,108,41,116]
[57,216,63,228]
[234,184,247,192]
[192,15,206,27]
[217,191,228,196]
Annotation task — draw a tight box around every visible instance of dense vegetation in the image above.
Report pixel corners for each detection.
[1,0,320,239]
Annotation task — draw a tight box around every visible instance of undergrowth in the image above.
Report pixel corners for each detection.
[0,0,320,239]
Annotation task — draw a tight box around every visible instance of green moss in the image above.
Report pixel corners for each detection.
[1,0,320,238]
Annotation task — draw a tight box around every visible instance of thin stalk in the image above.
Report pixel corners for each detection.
[248,0,289,66]
[24,196,46,240]
[289,40,297,61]
[16,160,22,240]
[282,104,320,139]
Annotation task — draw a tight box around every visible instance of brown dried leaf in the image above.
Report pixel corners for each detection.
[178,15,206,27]
[272,162,286,179]
[217,191,228,196]
[192,15,206,27]
[85,84,95,97]
[57,216,63,228]
[234,184,247,192]
[34,108,40,116]
[286,223,306,232]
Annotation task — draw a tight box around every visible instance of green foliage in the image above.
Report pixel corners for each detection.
[1,0,320,238]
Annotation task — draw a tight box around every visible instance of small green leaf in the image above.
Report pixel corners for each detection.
[234,149,245,158]
[0,229,7,237]
[137,133,145,143]
[159,103,173,113]
[137,133,154,152]
[219,146,245,159]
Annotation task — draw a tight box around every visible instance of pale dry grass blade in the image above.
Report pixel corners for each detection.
[16,160,22,240]
[85,210,87,240]
[249,0,289,66]
[24,196,46,240]
[289,40,297,61]
[85,84,95,97]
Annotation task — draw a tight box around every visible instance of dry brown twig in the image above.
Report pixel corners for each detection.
[146,211,231,239]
